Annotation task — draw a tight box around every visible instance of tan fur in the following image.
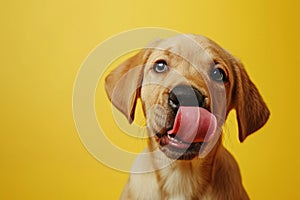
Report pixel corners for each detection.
[105,34,270,199]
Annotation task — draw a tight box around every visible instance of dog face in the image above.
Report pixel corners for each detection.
[105,34,270,160]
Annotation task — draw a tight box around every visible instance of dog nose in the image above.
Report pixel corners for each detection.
[168,85,205,113]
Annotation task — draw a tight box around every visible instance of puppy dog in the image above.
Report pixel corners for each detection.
[105,34,270,200]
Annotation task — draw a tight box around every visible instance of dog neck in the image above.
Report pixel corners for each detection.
[148,137,222,199]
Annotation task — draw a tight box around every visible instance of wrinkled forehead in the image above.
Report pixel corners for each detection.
[146,34,215,67]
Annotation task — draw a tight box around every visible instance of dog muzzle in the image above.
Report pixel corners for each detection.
[167,106,217,146]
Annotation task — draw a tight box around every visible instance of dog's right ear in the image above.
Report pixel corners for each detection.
[105,50,148,123]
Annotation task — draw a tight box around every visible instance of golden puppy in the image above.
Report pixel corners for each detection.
[105,34,270,199]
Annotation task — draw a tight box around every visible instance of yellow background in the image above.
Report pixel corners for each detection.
[1,0,299,199]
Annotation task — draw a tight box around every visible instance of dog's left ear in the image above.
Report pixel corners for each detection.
[105,50,148,123]
[233,60,270,142]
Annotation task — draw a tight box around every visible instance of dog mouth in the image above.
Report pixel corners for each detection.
[155,132,207,160]
[154,106,217,160]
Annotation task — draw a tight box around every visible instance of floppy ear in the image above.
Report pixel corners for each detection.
[233,61,270,142]
[105,51,147,123]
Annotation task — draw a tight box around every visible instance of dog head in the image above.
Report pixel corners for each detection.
[105,34,270,160]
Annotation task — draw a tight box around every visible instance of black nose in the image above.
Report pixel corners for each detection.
[168,85,205,113]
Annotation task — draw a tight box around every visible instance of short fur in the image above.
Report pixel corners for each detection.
[105,34,270,200]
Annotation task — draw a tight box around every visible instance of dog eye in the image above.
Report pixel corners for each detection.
[210,68,227,82]
[153,60,168,73]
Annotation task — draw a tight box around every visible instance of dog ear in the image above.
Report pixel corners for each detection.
[233,60,270,142]
[105,51,148,123]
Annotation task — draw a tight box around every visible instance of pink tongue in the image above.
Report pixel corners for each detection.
[167,106,217,143]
